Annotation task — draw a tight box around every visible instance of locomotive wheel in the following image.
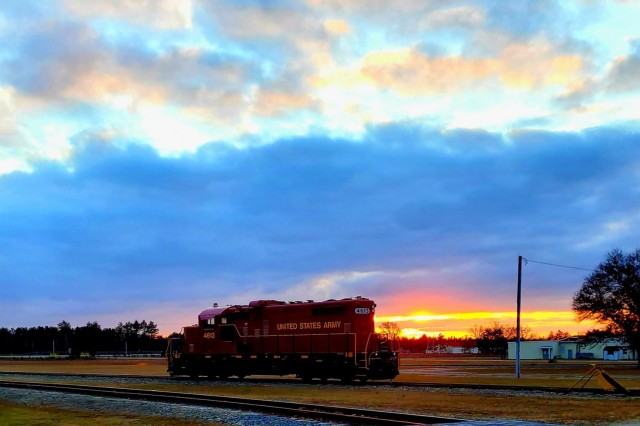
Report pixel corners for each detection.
[340,376,353,384]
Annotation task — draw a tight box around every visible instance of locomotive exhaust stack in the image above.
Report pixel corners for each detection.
[167,297,399,382]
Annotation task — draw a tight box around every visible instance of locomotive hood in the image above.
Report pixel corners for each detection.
[198,306,226,321]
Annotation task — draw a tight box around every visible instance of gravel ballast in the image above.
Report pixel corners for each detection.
[0,387,339,426]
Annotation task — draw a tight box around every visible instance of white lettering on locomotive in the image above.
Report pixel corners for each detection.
[276,321,343,330]
[299,322,322,330]
[323,320,342,329]
[277,322,298,331]
[203,332,215,339]
[355,307,370,314]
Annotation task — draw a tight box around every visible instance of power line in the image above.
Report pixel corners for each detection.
[515,255,595,380]
[523,258,595,272]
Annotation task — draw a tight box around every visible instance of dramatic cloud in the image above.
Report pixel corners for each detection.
[1,126,639,333]
[604,42,640,93]
[63,0,194,30]
[423,6,485,29]
[353,43,582,95]
[1,0,640,336]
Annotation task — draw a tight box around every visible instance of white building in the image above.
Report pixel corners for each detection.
[507,338,637,361]
[425,345,479,354]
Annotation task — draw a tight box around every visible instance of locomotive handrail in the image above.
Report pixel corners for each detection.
[219,324,241,342]
[222,332,360,366]
[364,333,372,368]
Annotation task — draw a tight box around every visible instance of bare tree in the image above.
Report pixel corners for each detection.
[378,321,401,339]
[468,324,485,340]
[573,249,640,368]
[503,323,535,341]
[546,330,571,340]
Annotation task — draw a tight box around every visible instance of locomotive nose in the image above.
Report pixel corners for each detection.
[369,346,399,380]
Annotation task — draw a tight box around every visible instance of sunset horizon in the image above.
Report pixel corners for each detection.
[376,309,597,340]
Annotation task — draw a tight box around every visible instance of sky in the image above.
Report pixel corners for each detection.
[1,0,639,338]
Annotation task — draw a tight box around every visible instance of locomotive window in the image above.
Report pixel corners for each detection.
[312,306,346,316]
[204,318,215,329]
[221,317,227,324]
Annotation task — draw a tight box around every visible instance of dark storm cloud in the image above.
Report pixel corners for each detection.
[1,125,639,326]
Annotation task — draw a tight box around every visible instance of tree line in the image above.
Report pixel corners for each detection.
[380,320,572,357]
[0,320,167,357]
[2,318,573,359]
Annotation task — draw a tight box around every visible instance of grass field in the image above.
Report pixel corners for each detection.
[399,355,640,390]
[0,400,223,426]
[1,356,639,425]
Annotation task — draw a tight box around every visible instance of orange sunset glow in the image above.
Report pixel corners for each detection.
[376,310,598,339]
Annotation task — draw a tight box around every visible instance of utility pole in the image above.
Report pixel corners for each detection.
[516,255,522,378]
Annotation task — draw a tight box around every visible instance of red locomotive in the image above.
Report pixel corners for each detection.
[167,297,399,382]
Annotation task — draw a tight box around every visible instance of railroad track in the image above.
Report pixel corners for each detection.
[0,379,463,425]
[1,371,636,395]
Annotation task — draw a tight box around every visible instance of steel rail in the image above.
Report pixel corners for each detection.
[1,371,636,395]
[0,379,462,425]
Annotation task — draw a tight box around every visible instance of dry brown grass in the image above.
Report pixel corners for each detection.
[106,381,638,425]
[0,359,169,376]
[1,356,639,424]
[398,356,640,390]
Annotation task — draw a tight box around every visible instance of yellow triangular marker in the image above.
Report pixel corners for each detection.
[570,364,629,394]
